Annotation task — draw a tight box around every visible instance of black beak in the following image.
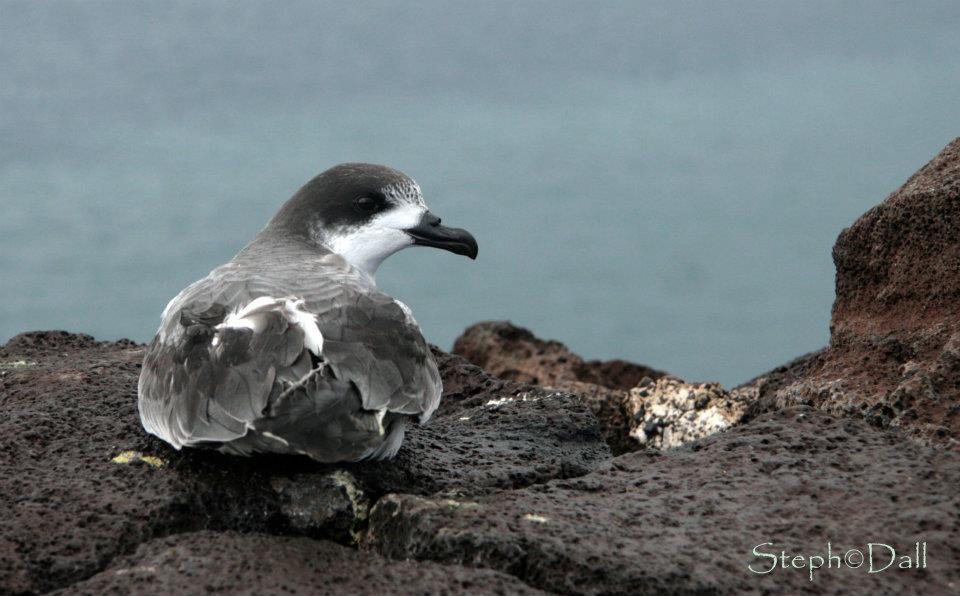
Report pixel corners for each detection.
[405,211,478,259]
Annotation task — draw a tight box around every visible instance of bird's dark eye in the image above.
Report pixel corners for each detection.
[353,195,378,215]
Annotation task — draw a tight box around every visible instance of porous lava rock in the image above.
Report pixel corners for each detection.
[55,531,544,595]
[452,322,668,453]
[0,331,300,594]
[453,321,665,389]
[450,324,750,453]
[548,380,638,454]
[352,382,611,497]
[0,331,610,594]
[741,138,960,448]
[9,138,960,593]
[366,408,960,595]
[349,347,612,496]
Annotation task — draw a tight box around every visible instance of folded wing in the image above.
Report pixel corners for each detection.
[137,261,440,460]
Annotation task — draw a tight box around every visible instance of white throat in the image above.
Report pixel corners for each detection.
[321,203,426,278]
[327,228,412,277]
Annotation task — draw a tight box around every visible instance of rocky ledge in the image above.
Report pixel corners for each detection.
[738,137,960,449]
[2,139,960,595]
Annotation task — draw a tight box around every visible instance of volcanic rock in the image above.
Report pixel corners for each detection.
[271,470,370,542]
[741,138,960,448]
[349,347,611,496]
[549,380,638,454]
[0,331,303,594]
[0,331,610,594]
[453,321,665,389]
[55,530,544,595]
[451,324,751,453]
[366,408,960,595]
[351,383,611,497]
[452,322,671,453]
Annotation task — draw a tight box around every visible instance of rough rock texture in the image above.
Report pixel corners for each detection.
[550,380,637,454]
[453,321,665,389]
[741,138,960,448]
[367,408,960,595]
[271,471,370,542]
[56,531,543,595]
[352,383,610,497]
[451,323,751,454]
[8,140,960,594]
[0,331,609,594]
[452,322,669,453]
[350,347,611,496]
[0,332,288,594]
[625,377,749,449]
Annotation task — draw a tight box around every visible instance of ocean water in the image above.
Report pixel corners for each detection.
[2,1,959,386]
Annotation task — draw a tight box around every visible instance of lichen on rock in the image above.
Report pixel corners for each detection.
[625,377,749,449]
[450,323,751,452]
[110,450,166,468]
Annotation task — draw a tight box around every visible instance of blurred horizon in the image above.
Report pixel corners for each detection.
[2,1,960,385]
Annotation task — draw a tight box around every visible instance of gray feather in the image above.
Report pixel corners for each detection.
[137,235,439,461]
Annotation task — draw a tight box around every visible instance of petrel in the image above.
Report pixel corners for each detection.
[137,164,477,462]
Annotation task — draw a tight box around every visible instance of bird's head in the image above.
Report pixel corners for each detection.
[265,163,478,276]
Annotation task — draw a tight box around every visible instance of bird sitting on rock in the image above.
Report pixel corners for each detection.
[137,164,477,462]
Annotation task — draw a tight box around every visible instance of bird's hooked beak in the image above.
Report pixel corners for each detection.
[405,211,478,259]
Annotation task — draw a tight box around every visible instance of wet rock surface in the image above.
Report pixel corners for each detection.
[367,408,960,595]
[55,530,543,595]
[740,138,960,448]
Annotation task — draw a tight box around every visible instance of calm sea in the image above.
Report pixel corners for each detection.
[2,1,959,385]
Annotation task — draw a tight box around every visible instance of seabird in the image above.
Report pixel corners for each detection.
[137,164,478,462]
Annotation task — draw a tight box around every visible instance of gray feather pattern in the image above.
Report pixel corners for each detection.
[138,235,440,461]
